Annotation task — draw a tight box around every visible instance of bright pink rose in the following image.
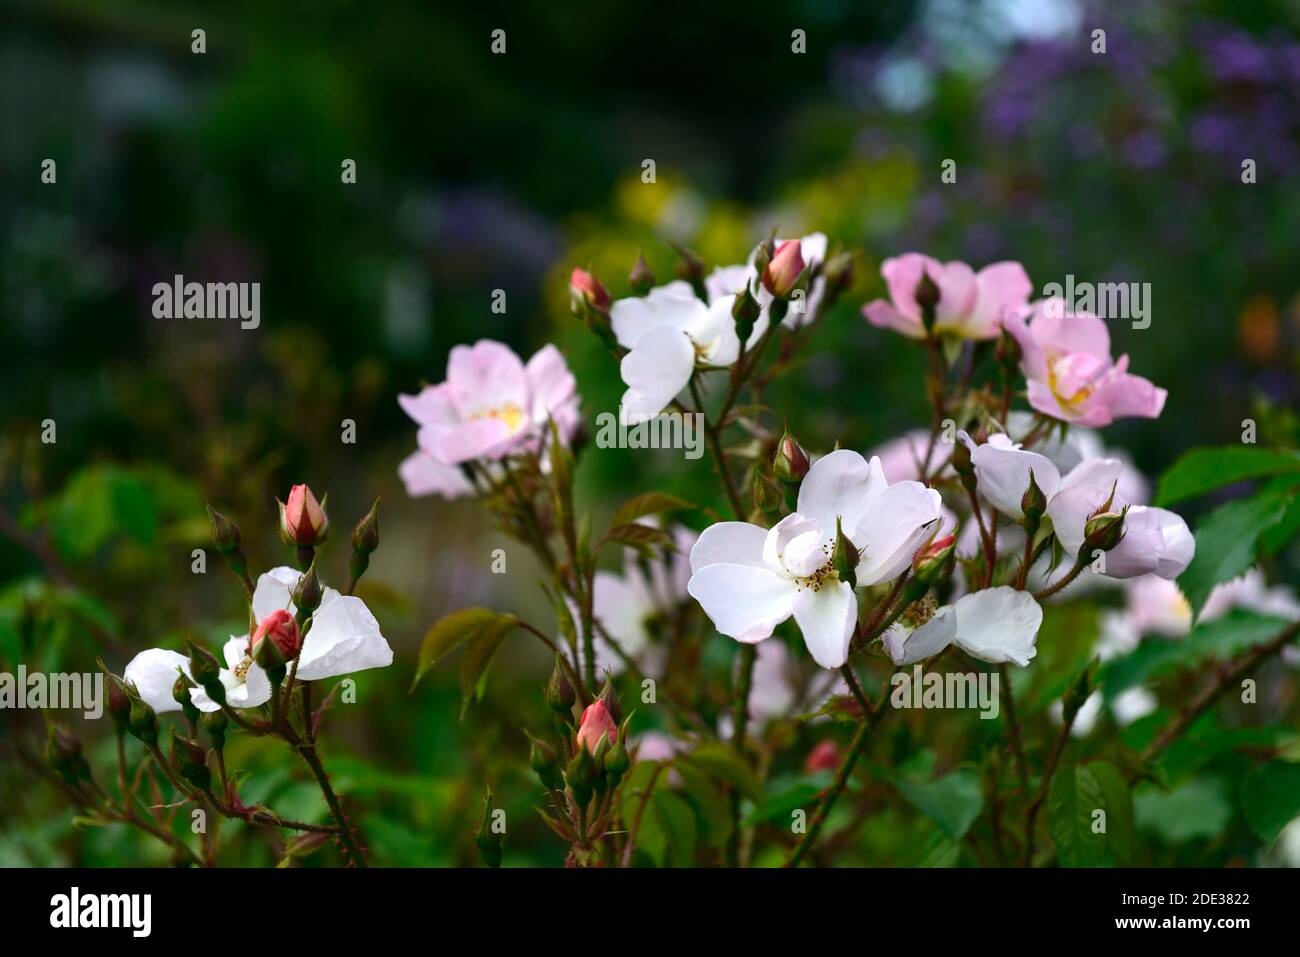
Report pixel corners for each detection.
[398,340,580,485]
[862,253,1032,340]
[1003,299,1166,427]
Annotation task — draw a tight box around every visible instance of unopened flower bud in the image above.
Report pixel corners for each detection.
[1084,509,1127,553]
[569,267,611,314]
[773,429,811,485]
[671,242,706,286]
[1021,470,1048,530]
[546,657,576,715]
[170,729,211,793]
[915,271,940,333]
[206,502,241,554]
[732,283,762,344]
[603,739,630,791]
[832,517,860,590]
[203,710,229,752]
[291,563,324,620]
[186,640,225,707]
[45,725,89,784]
[566,746,597,809]
[597,675,623,725]
[823,250,855,294]
[804,739,841,774]
[526,731,561,791]
[576,699,619,754]
[351,498,381,556]
[128,697,158,745]
[628,249,655,295]
[475,791,503,868]
[173,672,199,724]
[279,484,330,547]
[762,239,806,299]
[950,437,974,478]
[100,662,134,733]
[253,609,301,670]
[912,533,956,587]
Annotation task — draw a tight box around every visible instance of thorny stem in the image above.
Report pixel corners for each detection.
[1032,555,1088,601]
[621,760,668,868]
[785,670,893,868]
[999,664,1031,800]
[1023,697,1077,866]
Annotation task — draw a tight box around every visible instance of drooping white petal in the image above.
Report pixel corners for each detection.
[854,481,944,586]
[619,324,696,420]
[124,648,193,714]
[883,606,957,665]
[952,586,1042,666]
[296,595,394,681]
[687,563,795,643]
[792,581,857,669]
[690,522,768,573]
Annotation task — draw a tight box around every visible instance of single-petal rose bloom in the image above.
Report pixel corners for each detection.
[125,566,394,715]
[863,253,1032,340]
[398,339,580,470]
[280,484,329,545]
[610,281,744,420]
[687,450,943,669]
[1002,299,1166,426]
[884,586,1043,667]
[576,700,619,753]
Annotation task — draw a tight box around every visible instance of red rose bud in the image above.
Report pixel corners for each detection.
[773,429,811,484]
[569,267,611,314]
[99,660,134,731]
[804,739,841,774]
[762,239,805,299]
[913,533,956,586]
[279,484,329,546]
[575,699,619,754]
[252,609,301,668]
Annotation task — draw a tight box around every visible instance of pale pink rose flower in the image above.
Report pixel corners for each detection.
[862,252,1032,340]
[1002,299,1166,426]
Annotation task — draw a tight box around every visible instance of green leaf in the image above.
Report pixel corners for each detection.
[410,608,500,692]
[1178,488,1291,617]
[1087,761,1135,864]
[611,492,694,527]
[1241,760,1300,844]
[678,741,764,806]
[894,769,983,841]
[1155,446,1300,507]
[457,614,521,715]
[1047,763,1108,867]
[651,789,697,867]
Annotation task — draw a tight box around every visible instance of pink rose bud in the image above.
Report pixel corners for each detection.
[280,484,329,546]
[762,239,805,299]
[252,608,301,665]
[575,699,619,754]
[569,267,611,313]
[912,533,956,586]
[804,739,841,774]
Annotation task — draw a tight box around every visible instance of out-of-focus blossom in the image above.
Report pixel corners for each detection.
[870,429,951,483]
[688,450,942,669]
[804,739,842,773]
[862,253,1032,340]
[1003,299,1166,426]
[398,339,579,498]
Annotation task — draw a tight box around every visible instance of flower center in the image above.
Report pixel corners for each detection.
[902,595,938,628]
[233,655,252,684]
[469,402,526,432]
[792,540,837,592]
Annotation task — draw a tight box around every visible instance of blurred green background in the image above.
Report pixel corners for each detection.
[1,0,1298,866]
